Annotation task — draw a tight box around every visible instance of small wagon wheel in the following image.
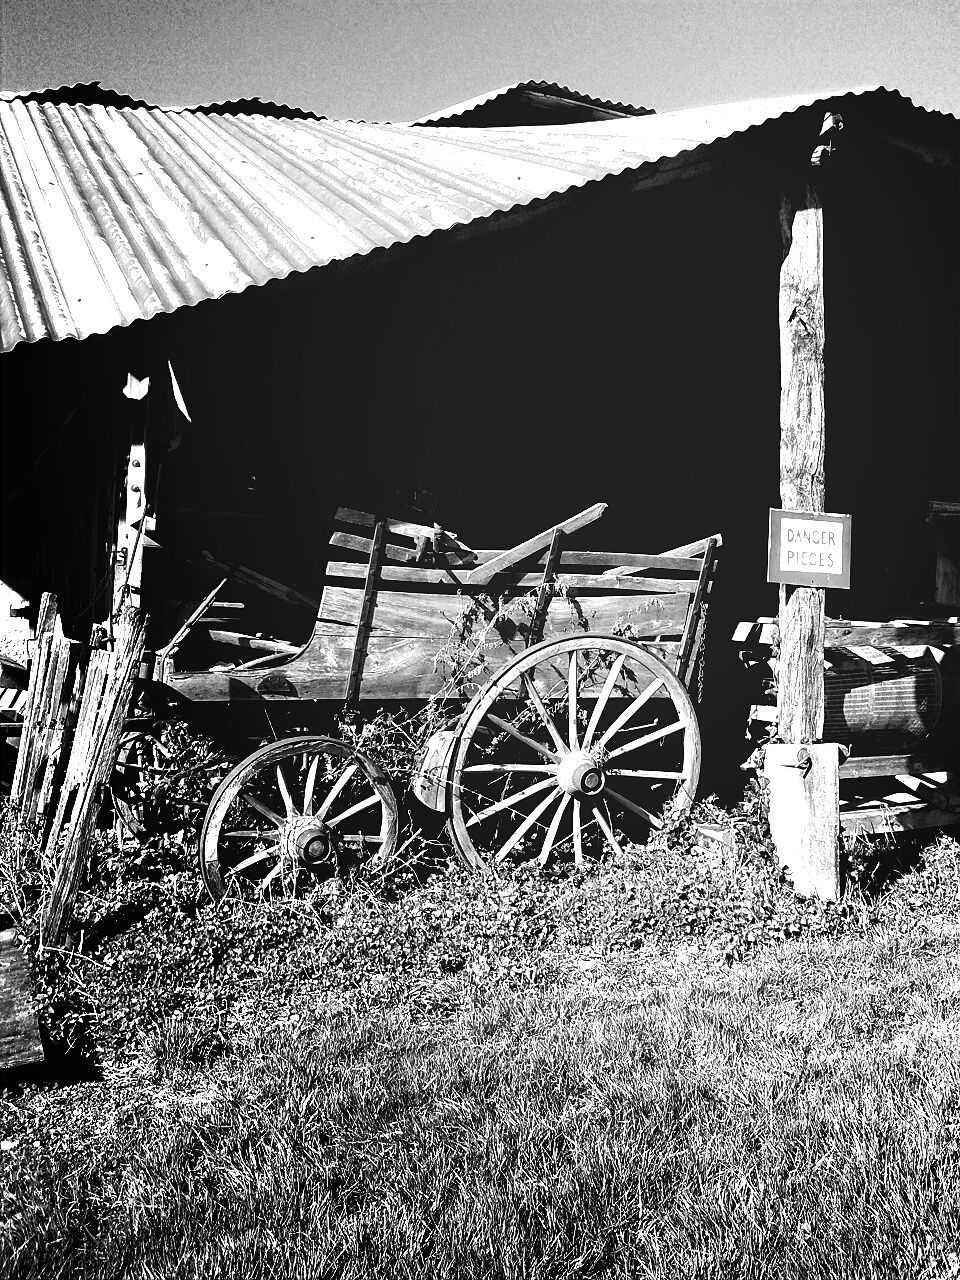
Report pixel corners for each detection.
[447,634,700,871]
[112,722,218,839]
[200,735,398,902]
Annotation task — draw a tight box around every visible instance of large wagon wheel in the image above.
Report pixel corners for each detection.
[447,635,700,871]
[200,735,398,902]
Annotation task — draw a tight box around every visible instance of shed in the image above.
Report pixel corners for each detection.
[1,82,957,794]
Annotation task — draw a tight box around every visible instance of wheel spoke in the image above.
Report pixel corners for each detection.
[466,777,557,828]
[603,785,664,830]
[221,829,271,840]
[463,764,556,774]
[326,792,380,827]
[539,792,571,866]
[302,755,321,815]
[315,762,359,819]
[487,713,559,762]
[572,800,583,867]
[608,768,683,780]
[596,679,665,748]
[523,673,567,754]
[495,789,560,862]
[605,718,687,761]
[243,794,285,826]
[568,649,579,748]
[583,654,626,748]
[591,803,625,857]
[230,844,279,874]
[276,764,296,817]
[258,860,285,895]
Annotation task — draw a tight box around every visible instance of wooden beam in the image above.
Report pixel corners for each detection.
[777,182,826,744]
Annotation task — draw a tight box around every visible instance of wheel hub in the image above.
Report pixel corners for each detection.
[279,815,338,868]
[556,749,605,798]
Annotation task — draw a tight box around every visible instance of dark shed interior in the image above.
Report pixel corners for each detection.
[2,100,957,789]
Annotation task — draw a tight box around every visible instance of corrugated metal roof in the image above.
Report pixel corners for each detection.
[0,80,328,121]
[0,85,950,352]
[404,81,653,126]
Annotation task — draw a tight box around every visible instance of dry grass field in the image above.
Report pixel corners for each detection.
[2,809,959,1279]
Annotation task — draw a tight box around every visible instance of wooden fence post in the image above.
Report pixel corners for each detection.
[769,173,840,901]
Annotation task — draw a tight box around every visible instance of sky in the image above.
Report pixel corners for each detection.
[1,0,958,120]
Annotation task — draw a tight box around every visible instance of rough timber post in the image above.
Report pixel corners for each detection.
[777,181,826,744]
[768,161,840,901]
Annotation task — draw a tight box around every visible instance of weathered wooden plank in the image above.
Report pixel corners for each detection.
[841,801,960,837]
[169,634,684,704]
[777,182,826,745]
[0,928,43,1070]
[328,531,417,563]
[43,611,146,947]
[738,619,960,650]
[315,586,691,640]
[464,504,607,585]
[324,561,696,595]
[335,508,437,541]
[9,594,58,811]
[839,754,952,780]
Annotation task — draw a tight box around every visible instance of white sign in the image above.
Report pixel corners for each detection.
[767,509,852,589]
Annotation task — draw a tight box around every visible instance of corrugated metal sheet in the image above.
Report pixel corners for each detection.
[0,80,329,120]
[0,85,944,352]
[404,80,653,126]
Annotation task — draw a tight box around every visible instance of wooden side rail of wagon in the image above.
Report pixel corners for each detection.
[733,614,960,837]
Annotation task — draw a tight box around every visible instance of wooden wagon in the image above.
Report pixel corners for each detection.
[117,502,720,898]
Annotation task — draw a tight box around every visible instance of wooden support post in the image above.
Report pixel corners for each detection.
[777,183,826,745]
[345,519,386,706]
[527,528,564,646]
[770,163,840,900]
[112,374,149,621]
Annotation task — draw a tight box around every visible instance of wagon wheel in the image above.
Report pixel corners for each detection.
[200,735,398,902]
[447,634,700,871]
[112,722,222,839]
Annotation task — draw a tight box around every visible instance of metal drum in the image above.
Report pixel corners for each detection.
[822,648,942,752]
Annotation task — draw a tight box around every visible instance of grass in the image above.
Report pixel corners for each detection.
[2,818,960,1278]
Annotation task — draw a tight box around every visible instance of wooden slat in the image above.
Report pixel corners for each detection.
[205,631,299,656]
[335,508,436,541]
[315,586,691,640]
[329,530,416,563]
[463,504,607,585]
[324,561,695,595]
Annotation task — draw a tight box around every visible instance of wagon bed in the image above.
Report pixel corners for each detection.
[162,503,719,707]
